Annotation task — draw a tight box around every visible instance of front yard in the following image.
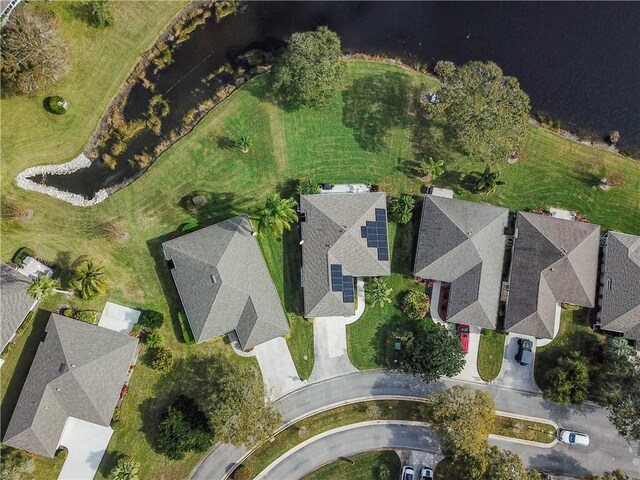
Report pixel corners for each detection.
[477,329,507,381]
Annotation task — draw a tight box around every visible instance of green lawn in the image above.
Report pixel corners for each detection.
[304,450,401,480]
[477,329,506,381]
[493,415,557,444]
[534,309,605,392]
[2,38,640,479]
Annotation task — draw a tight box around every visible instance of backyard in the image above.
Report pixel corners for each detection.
[2,11,640,477]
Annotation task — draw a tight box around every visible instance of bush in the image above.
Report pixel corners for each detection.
[297,179,320,195]
[47,95,67,115]
[16,311,35,336]
[145,332,163,347]
[561,303,582,311]
[111,406,121,425]
[139,310,164,330]
[231,465,252,480]
[75,310,97,324]
[86,0,115,28]
[12,247,35,265]
[149,347,173,374]
[62,308,75,318]
[157,395,212,459]
[178,311,196,345]
[400,290,431,319]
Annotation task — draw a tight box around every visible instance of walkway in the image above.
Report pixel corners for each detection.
[190,371,640,479]
[308,279,365,383]
[57,417,113,480]
[256,421,441,480]
[253,337,303,401]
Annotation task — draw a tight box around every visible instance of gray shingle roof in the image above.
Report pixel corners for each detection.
[1,262,36,351]
[300,193,391,317]
[505,212,600,338]
[162,215,289,349]
[3,314,137,457]
[599,232,640,340]
[413,195,509,329]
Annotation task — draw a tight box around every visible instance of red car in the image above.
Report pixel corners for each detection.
[456,324,470,354]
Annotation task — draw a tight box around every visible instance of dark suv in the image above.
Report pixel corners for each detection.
[515,338,533,366]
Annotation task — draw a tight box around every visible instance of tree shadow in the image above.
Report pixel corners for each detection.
[276,178,300,199]
[54,251,76,289]
[371,314,418,368]
[342,72,413,152]
[527,451,590,477]
[216,135,236,151]
[96,450,126,479]
[391,218,416,276]
[0,308,52,437]
[395,158,423,178]
[177,191,253,226]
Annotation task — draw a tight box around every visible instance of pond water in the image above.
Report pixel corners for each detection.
[36,1,640,200]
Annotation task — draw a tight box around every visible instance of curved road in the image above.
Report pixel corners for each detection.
[191,371,640,479]
[256,422,439,479]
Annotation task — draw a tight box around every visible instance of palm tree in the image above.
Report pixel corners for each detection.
[389,194,415,225]
[472,164,506,194]
[236,135,252,154]
[73,259,108,300]
[365,278,393,308]
[419,157,445,180]
[606,337,635,360]
[27,275,56,300]
[257,194,298,238]
[110,458,140,480]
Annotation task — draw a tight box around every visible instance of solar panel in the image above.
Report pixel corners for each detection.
[343,292,354,303]
[361,226,368,238]
[378,248,389,261]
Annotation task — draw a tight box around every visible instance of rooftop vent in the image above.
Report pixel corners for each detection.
[211,275,217,284]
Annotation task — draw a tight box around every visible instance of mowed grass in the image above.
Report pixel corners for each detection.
[2,45,640,479]
[477,329,506,381]
[304,450,401,480]
[493,415,557,444]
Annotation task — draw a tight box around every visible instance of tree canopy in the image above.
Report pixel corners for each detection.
[402,323,465,384]
[389,195,415,224]
[257,194,298,238]
[436,61,531,162]
[542,352,590,406]
[157,395,212,460]
[271,26,345,109]
[429,385,495,456]
[1,8,69,94]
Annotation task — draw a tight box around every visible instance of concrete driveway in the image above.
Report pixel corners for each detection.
[57,417,113,480]
[493,333,540,393]
[254,337,304,401]
[308,279,364,383]
[453,325,484,383]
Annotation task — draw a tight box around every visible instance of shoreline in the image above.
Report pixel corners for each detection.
[14,53,638,207]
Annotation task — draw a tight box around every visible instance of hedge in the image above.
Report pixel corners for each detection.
[13,247,35,265]
[140,310,164,330]
[178,311,195,345]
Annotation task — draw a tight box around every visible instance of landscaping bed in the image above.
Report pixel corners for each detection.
[493,415,557,444]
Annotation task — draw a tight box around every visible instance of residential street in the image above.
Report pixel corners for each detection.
[190,371,640,479]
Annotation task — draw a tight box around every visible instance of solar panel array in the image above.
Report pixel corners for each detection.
[360,208,389,261]
[330,264,355,303]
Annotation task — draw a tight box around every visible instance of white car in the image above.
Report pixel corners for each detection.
[559,429,590,446]
[420,466,434,480]
[401,465,415,480]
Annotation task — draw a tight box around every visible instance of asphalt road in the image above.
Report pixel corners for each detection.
[190,371,640,479]
[256,422,440,480]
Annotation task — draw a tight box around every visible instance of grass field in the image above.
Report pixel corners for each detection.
[2,29,640,478]
[304,450,401,480]
[493,415,557,444]
[477,329,507,381]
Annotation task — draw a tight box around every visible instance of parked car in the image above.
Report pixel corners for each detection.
[456,324,470,354]
[419,466,434,480]
[559,429,590,446]
[401,465,415,480]
[515,337,533,366]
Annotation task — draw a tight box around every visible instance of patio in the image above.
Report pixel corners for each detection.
[97,302,141,334]
[319,183,370,194]
[18,256,54,280]
[57,417,113,480]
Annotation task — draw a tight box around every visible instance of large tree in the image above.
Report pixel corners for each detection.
[1,8,69,94]
[437,61,531,162]
[157,395,212,460]
[271,26,345,108]
[402,323,465,383]
[542,352,590,406]
[428,385,495,456]
[73,258,108,299]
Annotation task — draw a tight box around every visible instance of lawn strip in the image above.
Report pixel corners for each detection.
[477,329,506,381]
[303,450,401,480]
[493,415,557,444]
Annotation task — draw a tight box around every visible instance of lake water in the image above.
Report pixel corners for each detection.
[38,1,640,198]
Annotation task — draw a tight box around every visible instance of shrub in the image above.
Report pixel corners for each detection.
[13,247,35,265]
[178,311,196,345]
[609,130,620,144]
[149,347,174,374]
[297,179,321,195]
[16,311,35,336]
[47,95,67,115]
[434,60,456,81]
[561,303,582,311]
[1,341,16,358]
[62,308,75,318]
[145,332,163,347]
[401,290,431,319]
[111,406,121,425]
[140,310,164,330]
[102,153,117,170]
[231,465,252,480]
[76,310,97,324]
[86,0,115,28]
